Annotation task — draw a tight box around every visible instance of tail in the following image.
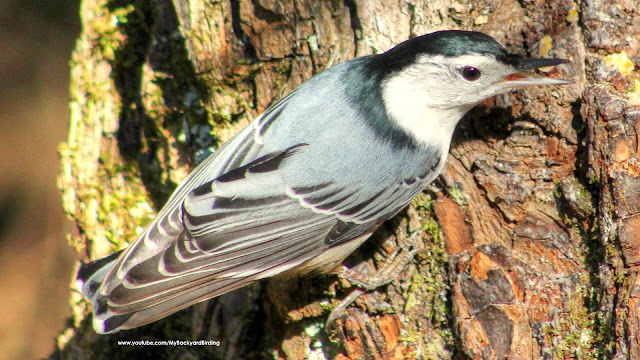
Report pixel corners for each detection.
[74,247,258,334]
[75,251,128,334]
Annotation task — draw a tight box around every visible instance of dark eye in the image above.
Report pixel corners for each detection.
[460,66,481,81]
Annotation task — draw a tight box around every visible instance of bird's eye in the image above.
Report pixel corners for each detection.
[460,66,481,81]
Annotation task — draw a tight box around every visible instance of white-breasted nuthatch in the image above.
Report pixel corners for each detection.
[76,30,572,333]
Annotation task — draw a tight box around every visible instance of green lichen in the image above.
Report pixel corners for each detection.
[540,283,602,359]
[203,68,255,146]
[445,185,469,206]
[559,177,596,219]
[88,4,135,62]
[550,173,619,359]
[405,192,454,356]
[96,165,155,251]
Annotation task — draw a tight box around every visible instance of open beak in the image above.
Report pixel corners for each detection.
[501,58,573,87]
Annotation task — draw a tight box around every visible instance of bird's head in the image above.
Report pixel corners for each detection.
[369,30,572,145]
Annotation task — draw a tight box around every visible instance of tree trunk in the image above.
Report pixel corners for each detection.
[53,0,640,359]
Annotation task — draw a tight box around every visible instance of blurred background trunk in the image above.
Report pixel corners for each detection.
[52,0,640,359]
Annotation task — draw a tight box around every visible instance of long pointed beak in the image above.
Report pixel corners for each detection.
[501,58,573,87]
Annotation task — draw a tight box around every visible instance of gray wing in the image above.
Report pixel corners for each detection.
[93,143,428,331]
[101,88,300,286]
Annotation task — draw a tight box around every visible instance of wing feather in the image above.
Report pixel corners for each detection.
[104,122,267,288]
[96,142,428,329]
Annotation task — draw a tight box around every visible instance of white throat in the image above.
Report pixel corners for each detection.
[381,71,473,152]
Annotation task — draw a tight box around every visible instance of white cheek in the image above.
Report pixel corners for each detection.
[382,72,474,149]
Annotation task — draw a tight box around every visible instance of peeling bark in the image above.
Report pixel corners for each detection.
[53,0,640,359]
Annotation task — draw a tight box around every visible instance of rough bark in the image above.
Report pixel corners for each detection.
[52,0,640,359]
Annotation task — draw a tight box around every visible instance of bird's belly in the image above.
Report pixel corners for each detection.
[287,226,379,276]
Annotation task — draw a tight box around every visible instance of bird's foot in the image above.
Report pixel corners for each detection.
[325,230,424,333]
